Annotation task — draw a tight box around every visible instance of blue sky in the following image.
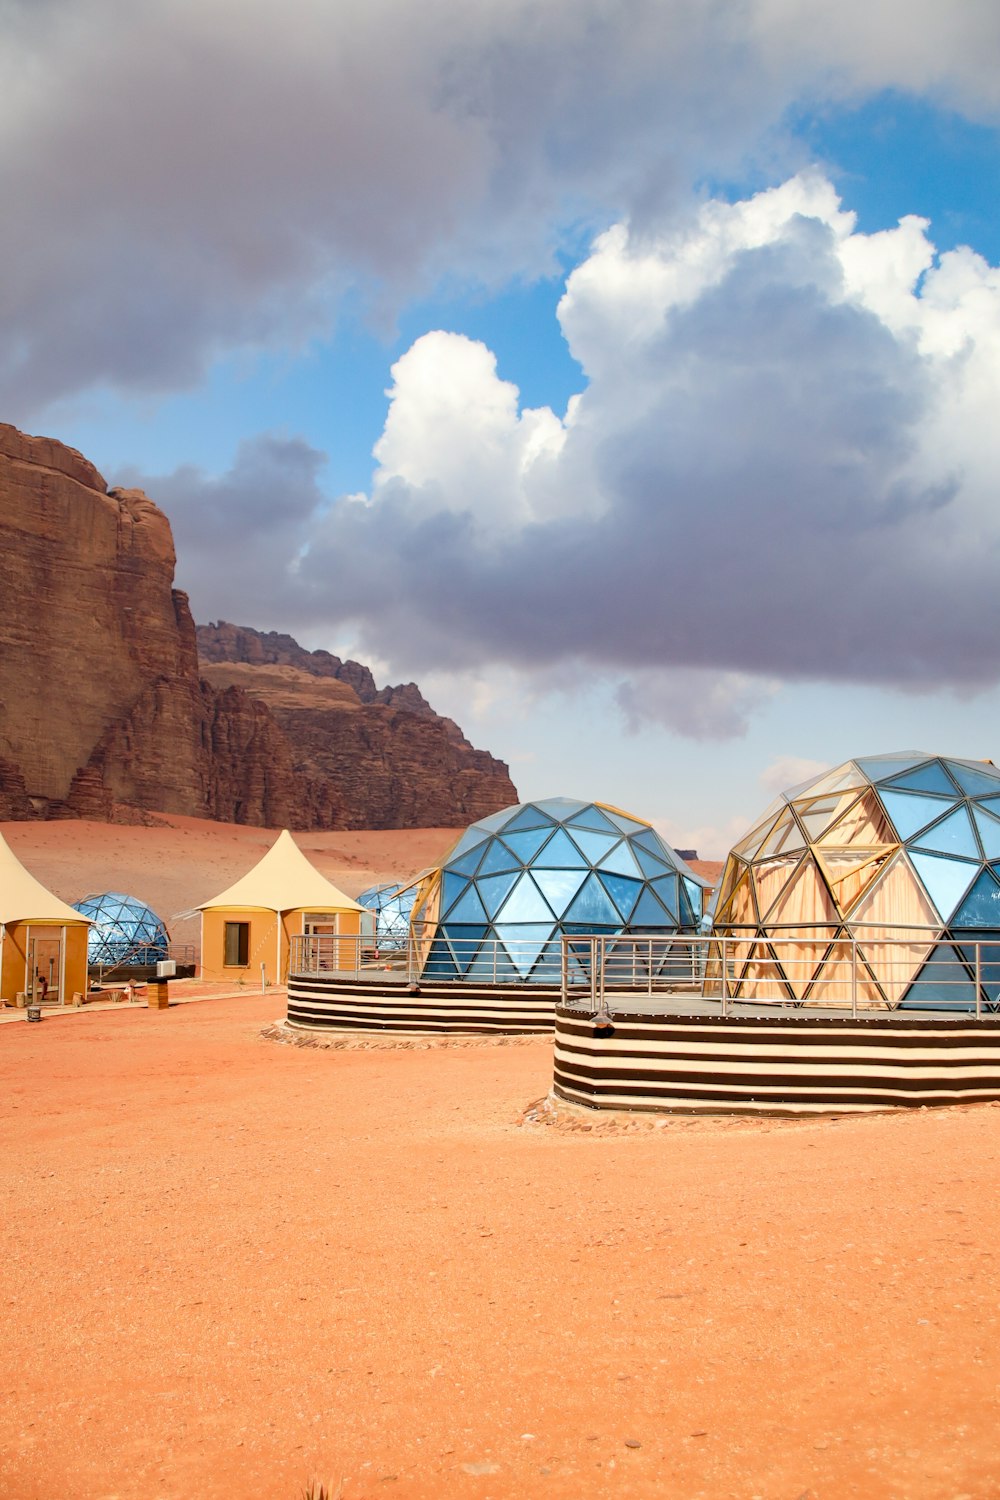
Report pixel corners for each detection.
[6,2,1000,856]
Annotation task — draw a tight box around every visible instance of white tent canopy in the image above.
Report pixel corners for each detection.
[197,829,363,915]
[0,831,90,926]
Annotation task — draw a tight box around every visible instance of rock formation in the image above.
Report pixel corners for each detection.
[0,423,517,828]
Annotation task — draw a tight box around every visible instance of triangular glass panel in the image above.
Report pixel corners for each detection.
[882,761,960,796]
[537,797,586,823]
[973,807,1000,862]
[795,805,843,843]
[597,840,644,878]
[879,789,954,842]
[471,808,517,835]
[476,838,522,877]
[441,884,488,924]
[771,861,838,929]
[494,923,553,978]
[532,939,566,983]
[715,868,756,927]
[683,877,705,922]
[818,791,893,848]
[444,924,488,974]
[978,796,1000,816]
[732,813,781,861]
[849,852,937,933]
[752,855,802,921]
[628,887,674,929]
[532,868,586,919]
[503,803,557,834]
[799,765,868,798]
[856,753,928,781]
[951,868,1000,929]
[568,828,620,864]
[538,827,589,868]
[598,873,643,923]
[947,762,1000,799]
[758,813,806,859]
[567,804,620,833]
[564,873,621,926]
[439,872,471,914]
[496,873,556,923]
[678,884,695,926]
[422,939,458,979]
[501,827,553,864]
[650,874,679,921]
[911,805,980,861]
[819,850,890,917]
[633,844,674,880]
[443,827,490,863]
[476,870,520,918]
[955,931,1000,1004]
[898,944,976,1011]
[907,852,977,923]
[467,942,519,983]
[599,807,650,835]
[632,828,674,860]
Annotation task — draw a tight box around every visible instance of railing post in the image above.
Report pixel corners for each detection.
[851,938,858,1020]
[721,936,728,1017]
[976,942,982,1020]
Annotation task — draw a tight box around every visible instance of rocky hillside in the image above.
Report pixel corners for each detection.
[196,625,518,829]
[0,423,517,828]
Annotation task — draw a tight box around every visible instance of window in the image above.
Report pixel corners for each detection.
[224,921,249,967]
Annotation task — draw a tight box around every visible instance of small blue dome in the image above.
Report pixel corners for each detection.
[72,891,169,968]
[357,883,417,951]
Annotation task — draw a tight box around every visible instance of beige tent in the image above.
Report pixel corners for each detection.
[0,831,90,1005]
[197,829,366,985]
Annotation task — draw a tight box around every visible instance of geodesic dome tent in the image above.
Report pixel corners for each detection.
[713,752,1000,1008]
[409,797,706,983]
[72,892,169,968]
[357,883,417,952]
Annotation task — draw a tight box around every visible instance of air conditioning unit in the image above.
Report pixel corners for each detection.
[156,959,177,978]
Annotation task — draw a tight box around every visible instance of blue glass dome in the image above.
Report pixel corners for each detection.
[71,892,170,968]
[357,882,416,951]
[412,797,705,983]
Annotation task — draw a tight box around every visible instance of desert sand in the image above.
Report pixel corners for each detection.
[3,818,995,1498]
[0,816,463,958]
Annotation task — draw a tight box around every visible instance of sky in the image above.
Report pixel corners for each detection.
[5,0,1000,857]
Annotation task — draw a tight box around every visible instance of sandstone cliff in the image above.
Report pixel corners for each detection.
[0,423,517,828]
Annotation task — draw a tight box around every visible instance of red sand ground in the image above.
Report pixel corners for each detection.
[1,819,995,1496]
[3,992,1000,1499]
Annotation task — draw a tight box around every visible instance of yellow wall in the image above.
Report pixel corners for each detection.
[0,921,89,1005]
[200,907,363,986]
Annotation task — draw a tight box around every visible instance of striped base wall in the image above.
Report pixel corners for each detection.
[554,1007,1000,1114]
[287,973,558,1032]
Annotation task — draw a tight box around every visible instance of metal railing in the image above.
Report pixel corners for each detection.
[560,932,1000,1019]
[288,927,1000,1018]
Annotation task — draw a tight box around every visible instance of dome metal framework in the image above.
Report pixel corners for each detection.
[713,752,1000,1008]
[72,892,170,968]
[410,796,705,983]
[357,882,417,951]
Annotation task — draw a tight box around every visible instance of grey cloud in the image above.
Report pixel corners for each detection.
[3,0,1000,416]
[288,229,996,694]
[117,194,1000,721]
[119,433,328,622]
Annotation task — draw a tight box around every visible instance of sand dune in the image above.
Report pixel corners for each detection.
[1,816,460,951]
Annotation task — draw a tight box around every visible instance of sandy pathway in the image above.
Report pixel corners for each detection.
[2,996,1000,1498]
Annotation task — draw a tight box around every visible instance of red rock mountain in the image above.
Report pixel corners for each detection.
[0,423,517,828]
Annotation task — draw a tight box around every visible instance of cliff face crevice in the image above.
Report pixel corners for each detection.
[0,423,516,828]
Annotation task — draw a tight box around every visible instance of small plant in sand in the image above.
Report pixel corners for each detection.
[302,1481,342,1500]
